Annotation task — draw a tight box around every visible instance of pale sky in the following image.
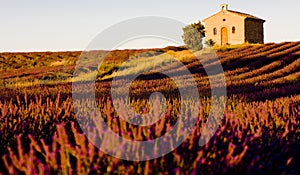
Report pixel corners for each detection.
[0,0,299,52]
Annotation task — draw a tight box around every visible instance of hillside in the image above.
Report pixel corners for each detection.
[0,42,299,100]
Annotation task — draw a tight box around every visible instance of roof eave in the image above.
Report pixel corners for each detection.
[202,10,265,23]
[203,11,222,22]
[245,17,266,23]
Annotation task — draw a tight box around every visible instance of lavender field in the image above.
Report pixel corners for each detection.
[0,42,300,174]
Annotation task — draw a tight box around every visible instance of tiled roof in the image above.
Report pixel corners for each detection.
[203,10,265,22]
[228,10,265,21]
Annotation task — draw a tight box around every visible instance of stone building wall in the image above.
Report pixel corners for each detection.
[245,19,264,44]
[204,11,245,45]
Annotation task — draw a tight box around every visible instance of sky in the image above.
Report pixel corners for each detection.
[0,0,300,52]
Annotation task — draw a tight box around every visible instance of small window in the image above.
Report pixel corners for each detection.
[232,26,236,34]
[213,28,217,35]
[223,19,226,22]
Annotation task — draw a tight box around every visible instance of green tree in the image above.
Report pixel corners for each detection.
[182,21,205,51]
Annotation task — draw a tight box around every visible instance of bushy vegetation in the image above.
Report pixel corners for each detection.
[182,21,205,51]
[0,92,299,174]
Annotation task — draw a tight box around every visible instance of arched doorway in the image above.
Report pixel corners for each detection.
[221,27,228,45]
